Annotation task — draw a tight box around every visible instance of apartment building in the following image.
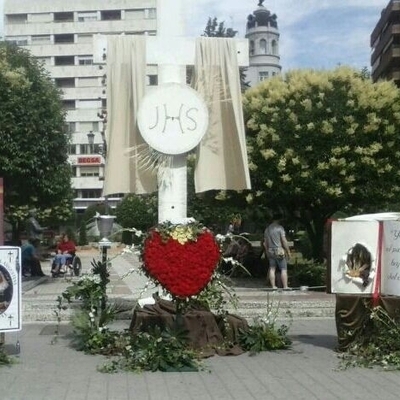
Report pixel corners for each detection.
[371,0,400,86]
[3,0,157,212]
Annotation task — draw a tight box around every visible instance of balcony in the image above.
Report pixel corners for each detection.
[4,19,156,37]
[371,2,400,45]
[71,176,103,190]
[371,24,400,65]
[61,86,104,100]
[73,197,121,211]
[28,43,94,57]
[372,44,400,81]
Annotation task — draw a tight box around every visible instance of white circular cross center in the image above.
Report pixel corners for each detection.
[137,83,209,155]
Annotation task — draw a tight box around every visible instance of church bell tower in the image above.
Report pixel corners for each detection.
[245,0,282,87]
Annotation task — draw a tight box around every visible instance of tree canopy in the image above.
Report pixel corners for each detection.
[115,193,157,232]
[0,42,73,238]
[202,17,238,38]
[243,67,400,259]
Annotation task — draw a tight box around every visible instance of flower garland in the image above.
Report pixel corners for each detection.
[142,221,221,298]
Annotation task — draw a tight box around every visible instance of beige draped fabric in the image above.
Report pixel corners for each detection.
[193,37,251,193]
[103,36,157,196]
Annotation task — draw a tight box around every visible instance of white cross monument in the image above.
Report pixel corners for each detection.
[93,0,250,224]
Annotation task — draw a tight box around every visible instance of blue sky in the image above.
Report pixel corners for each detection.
[0,0,391,72]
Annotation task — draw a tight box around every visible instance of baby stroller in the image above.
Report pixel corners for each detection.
[51,252,82,278]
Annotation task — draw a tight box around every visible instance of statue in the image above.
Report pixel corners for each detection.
[26,209,46,240]
[258,0,265,6]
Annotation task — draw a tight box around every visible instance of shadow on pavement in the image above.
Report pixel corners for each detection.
[291,334,338,350]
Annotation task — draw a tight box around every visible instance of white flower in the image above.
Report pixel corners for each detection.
[215,234,226,243]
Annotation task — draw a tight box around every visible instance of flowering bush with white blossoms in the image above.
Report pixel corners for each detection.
[243,66,400,259]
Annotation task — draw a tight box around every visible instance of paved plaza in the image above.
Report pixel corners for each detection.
[0,248,398,400]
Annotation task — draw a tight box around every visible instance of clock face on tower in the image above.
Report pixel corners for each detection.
[137,83,209,155]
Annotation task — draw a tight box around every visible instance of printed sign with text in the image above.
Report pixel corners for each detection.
[0,247,21,332]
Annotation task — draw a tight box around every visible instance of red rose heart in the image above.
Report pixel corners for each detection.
[142,230,220,298]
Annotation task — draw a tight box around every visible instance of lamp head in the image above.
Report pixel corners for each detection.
[87,131,95,145]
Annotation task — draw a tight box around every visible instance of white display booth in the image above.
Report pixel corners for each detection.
[330,212,400,297]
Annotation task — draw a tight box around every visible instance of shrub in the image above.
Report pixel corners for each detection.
[289,260,326,288]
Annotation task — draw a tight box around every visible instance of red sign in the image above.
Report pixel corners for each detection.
[77,156,101,164]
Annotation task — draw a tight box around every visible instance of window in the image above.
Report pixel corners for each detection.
[54,12,74,22]
[147,75,158,86]
[6,14,27,24]
[80,121,99,131]
[77,34,93,44]
[32,35,51,44]
[259,39,267,54]
[145,8,157,19]
[259,71,269,82]
[101,10,121,21]
[80,144,102,155]
[77,12,97,22]
[68,144,77,155]
[71,166,77,177]
[271,40,278,56]
[62,100,76,110]
[37,57,51,65]
[249,40,255,56]
[29,13,52,23]
[8,38,28,46]
[55,78,75,88]
[80,189,103,199]
[125,10,144,20]
[55,56,75,66]
[54,34,74,44]
[78,100,101,109]
[80,166,100,177]
[78,56,93,65]
[78,77,97,87]
[66,122,76,134]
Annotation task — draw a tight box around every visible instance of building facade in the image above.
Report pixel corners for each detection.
[3,0,157,212]
[371,0,400,85]
[245,1,281,87]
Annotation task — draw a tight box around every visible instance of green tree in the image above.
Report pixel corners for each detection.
[243,66,400,260]
[115,193,157,232]
[202,17,238,38]
[0,42,73,241]
[78,219,88,246]
[202,17,250,92]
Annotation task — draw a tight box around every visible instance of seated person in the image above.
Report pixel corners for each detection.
[21,238,46,277]
[51,233,76,274]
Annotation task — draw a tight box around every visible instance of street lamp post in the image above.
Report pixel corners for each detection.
[95,214,115,313]
[87,130,95,154]
[87,131,109,214]
[96,214,116,264]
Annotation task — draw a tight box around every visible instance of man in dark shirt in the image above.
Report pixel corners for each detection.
[21,239,46,277]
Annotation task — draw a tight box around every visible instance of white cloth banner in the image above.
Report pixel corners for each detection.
[193,37,251,192]
[103,36,157,196]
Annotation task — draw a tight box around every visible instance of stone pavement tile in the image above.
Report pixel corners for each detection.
[1,319,400,400]
[21,253,336,322]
